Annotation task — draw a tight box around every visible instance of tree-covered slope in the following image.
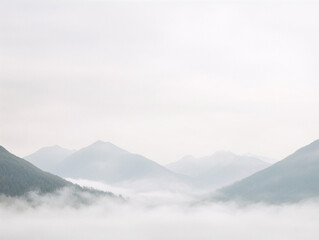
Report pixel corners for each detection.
[217,139,319,203]
[0,145,70,196]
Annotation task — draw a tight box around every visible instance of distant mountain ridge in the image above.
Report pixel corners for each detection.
[25,145,75,173]
[25,141,271,192]
[217,139,319,203]
[167,151,270,190]
[47,141,190,191]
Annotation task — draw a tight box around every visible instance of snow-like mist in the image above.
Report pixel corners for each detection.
[1,180,319,240]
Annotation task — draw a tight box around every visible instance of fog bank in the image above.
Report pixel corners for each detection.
[1,185,319,240]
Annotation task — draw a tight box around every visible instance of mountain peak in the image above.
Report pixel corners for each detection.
[26,145,75,157]
[41,145,65,151]
[24,145,76,173]
[92,140,110,146]
[84,141,129,155]
[90,140,121,149]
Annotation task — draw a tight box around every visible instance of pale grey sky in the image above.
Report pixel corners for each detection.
[1,1,319,164]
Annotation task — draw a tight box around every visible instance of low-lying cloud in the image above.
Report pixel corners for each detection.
[1,180,319,240]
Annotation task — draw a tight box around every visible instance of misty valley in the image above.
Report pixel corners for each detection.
[1,0,319,239]
[1,139,319,239]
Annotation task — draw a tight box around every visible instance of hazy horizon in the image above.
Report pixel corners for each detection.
[1,0,319,164]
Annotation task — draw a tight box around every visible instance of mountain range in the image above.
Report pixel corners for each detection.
[55,141,190,190]
[167,151,270,190]
[3,138,319,203]
[25,141,270,192]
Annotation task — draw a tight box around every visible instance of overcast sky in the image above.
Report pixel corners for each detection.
[1,0,319,164]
